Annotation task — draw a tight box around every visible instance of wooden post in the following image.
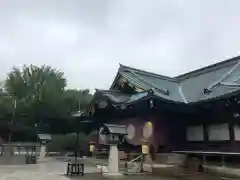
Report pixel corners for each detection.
[140,154,144,173]
[202,154,207,165]
[221,155,225,167]
[229,122,235,149]
[124,156,128,175]
[75,131,79,162]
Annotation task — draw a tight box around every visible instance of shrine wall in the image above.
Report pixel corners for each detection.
[115,116,168,150]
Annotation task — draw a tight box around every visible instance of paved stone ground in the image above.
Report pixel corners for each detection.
[69,173,176,180]
[0,157,177,180]
[0,158,98,180]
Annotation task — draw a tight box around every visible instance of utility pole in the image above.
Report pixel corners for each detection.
[8,99,16,144]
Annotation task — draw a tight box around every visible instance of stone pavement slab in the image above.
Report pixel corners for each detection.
[68,173,176,180]
[0,158,98,180]
[0,158,176,180]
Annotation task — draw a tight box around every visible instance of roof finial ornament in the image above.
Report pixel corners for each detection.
[163,89,170,95]
[204,88,211,94]
[149,88,154,94]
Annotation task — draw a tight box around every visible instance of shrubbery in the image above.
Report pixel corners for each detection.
[48,133,89,153]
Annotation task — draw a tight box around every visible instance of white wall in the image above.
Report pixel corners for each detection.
[234,124,240,141]
[208,123,230,141]
[186,125,204,141]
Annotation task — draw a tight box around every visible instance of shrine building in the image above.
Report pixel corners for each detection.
[86,56,240,159]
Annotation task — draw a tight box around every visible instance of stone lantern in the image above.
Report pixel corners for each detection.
[100,124,127,176]
[37,134,52,159]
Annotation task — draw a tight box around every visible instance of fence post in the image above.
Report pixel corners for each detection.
[140,154,144,173]
[124,157,128,175]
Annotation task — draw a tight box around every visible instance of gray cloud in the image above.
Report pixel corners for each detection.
[0,0,240,91]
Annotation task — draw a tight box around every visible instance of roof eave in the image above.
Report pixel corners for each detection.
[189,90,240,106]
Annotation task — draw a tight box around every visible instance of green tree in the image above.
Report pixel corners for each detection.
[5,65,66,102]
[1,65,93,139]
[48,133,89,152]
[64,89,92,114]
[47,89,93,134]
[4,65,67,134]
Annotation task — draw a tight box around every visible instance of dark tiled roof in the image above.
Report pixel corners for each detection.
[119,65,183,102]
[107,56,240,104]
[102,124,127,135]
[175,56,240,80]
[198,85,240,102]
[38,134,52,141]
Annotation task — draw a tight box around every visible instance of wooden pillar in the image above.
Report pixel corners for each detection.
[221,155,225,167]
[202,123,209,166]
[229,121,235,150]
[203,124,209,150]
[18,146,20,156]
[202,154,207,165]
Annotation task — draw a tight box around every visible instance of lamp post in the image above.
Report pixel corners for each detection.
[34,124,39,156]
[71,90,93,162]
[34,123,39,142]
[75,116,80,162]
[72,110,83,162]
[72,110,92,162]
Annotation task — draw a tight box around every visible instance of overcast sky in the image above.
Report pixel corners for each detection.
[1,0,240,91]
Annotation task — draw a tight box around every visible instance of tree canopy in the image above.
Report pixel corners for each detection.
[0,65,93,142]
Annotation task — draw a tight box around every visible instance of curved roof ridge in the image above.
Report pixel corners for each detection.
[119,64,178,82]
[221,82,240,87]
[206,60,240,91]
[178,83,188,103]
